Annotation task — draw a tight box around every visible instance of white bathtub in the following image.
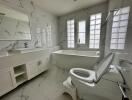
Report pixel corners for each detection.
[52,50,100,69]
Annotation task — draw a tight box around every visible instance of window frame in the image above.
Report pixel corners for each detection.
[110,6,130,50]
[46,24,52,47]
[77,20,86,44]
[89,13,102,49]
[67,19,75,48]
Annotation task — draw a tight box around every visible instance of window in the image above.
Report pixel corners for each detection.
[42,28,47,46]
[35,28,42,47]
[46,24,52,47]
[67,19,75,48]
[110,7,130,50]
[78,21,86,44]
[89,13,102,49]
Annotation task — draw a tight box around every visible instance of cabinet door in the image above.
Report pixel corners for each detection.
[0,68,14,96]
[26,60,39,80]
[26,56,49,80]
[38,57,49,74]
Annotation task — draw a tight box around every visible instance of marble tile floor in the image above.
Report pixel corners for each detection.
[0,65,72,100]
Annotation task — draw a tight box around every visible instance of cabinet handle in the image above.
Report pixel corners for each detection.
[9,72,14,87]
[37,61,42,66]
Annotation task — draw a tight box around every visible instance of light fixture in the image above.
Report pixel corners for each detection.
[73,0,78,2]
[0,12,5,16]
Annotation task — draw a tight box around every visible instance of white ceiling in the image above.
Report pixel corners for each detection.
[32,0,107,16]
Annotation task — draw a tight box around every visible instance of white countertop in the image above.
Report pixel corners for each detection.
[0,48,46,58]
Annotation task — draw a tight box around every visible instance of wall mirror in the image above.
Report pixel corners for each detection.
[0,3,31,40]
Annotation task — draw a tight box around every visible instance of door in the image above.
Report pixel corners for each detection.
[38,57,49,74]
[0,67,14,96]
[26,60,39,80]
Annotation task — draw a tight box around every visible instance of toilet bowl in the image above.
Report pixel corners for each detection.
[70,68,96,83]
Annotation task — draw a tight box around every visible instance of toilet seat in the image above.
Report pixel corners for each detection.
[70,68,96,83]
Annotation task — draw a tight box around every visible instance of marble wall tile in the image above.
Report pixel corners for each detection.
[0,0,58,50]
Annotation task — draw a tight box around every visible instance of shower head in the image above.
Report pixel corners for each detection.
[105,8,120,22]
[110,8,119,12]
[101,8,120,27]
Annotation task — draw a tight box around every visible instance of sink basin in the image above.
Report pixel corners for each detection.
[70,68,96,83]
[9,48,44,54]
[0,50,9,57]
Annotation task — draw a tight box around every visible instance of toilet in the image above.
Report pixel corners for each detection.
[63,53,123,100]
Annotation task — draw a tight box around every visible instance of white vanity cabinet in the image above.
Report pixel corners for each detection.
[0,68,14,96]
[0,48,52,97]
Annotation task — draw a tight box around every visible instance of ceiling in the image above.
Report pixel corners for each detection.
[32,0,107,16]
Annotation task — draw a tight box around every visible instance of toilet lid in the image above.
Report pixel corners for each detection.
[95,53,114,83]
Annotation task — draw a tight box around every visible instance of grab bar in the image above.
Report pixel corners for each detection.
[117,82,129,100]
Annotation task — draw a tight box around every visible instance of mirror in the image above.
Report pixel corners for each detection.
[0,3,31,40]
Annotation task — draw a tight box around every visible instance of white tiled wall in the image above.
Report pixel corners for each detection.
[0,0,58,50]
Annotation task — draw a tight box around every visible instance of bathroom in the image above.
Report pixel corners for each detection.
[0,0,132,100]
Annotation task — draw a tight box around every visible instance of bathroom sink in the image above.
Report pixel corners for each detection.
[0,50,9,57]
[8,48,44,54]
[70,68,96,83]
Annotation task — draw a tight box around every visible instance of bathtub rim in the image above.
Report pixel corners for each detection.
[52,50,100,58]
